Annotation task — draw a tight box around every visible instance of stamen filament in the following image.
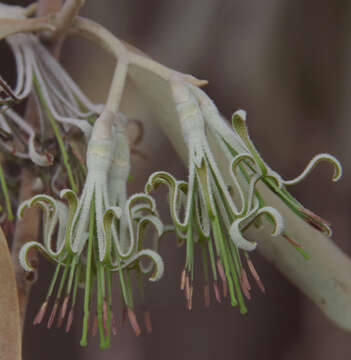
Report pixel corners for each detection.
[0,161,13,221]
[33,75,78,193]
[80,200,95,347]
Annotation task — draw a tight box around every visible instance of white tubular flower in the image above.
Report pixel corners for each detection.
[192,84,342,235]
[17,111,115,348]
[104,116,165,335]
[0,29,103,171]
[108,114,130,207]
[18,111,165,347]
[18,194,69,272]
[2,33,102,137]
[69,110,114,258]
[0,27,105,188]
[146,77,342,313]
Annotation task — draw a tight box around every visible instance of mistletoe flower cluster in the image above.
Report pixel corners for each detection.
[18,111,165,348]
[0,2,344,350]
[146,78,342,312]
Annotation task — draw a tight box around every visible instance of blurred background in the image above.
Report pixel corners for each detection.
[3,0,351,359]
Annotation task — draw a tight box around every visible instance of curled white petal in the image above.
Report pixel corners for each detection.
[110,249,164,282]
[283,153,342,185]
[234,109,247,121]
[229,220,257,251]
[3,109,52,166]
[255,206,284,237]
[19,241,55,272]
[17,200,30,219]
[28,134,52,166]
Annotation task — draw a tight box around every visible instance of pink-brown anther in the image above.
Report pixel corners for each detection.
[65,309,74,333]
[180,269,186,290]
[57,296,69,328]
[247,259,266,293]
[144,309,152,334]
[127,308,141,336]
[33,301,48,325]
[213,281,221,303]
[47,302,58,329]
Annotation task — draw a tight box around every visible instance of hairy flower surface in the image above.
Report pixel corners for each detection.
[18,111,164,348]
[146,78,342,312]
[2,2,344,349]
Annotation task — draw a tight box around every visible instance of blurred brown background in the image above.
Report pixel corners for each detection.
[4,0,351,359]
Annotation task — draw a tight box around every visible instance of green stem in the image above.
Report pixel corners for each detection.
[80,200,95,347]
[96,261,108,348]
[46,263,61,300]
[201,242,209,284]
[33,76,78,193]
[211,217,236,306]
[56,259,70,300]
[119,269,130,307]
[0,161,13,221]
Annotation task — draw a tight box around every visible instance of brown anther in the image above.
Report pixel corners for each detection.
[306,219,325,233]
[216,260,228,298]
[47,302,58,329]
[103,301,109,336]
[57,296,69,328]
[221,279,228,298]
[240,268,251,300]
[216,259,225,279]
[65,309,74,333]
[256,279,266,294]
[180,269,186,290]
[92,315,98,337]
[204,284,210,308]
[33,301,48,325]
[127,308,141,336]
[241,268,251,291]
[213,281,221,303]
[299,207,331,226]
[247,259,266,293]
[185,275,190,300]
[283,233,303,249]
[144,309,152,334]
[187,286,193,310]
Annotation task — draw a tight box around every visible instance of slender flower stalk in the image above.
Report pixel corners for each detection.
[0,160,13,222]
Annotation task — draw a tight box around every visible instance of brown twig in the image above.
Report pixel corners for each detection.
[10,0,66,331]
